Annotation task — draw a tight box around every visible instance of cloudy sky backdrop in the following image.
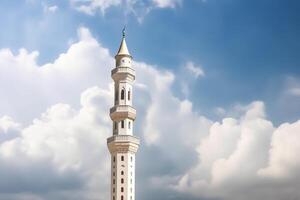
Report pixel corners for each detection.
[0,0,299,200]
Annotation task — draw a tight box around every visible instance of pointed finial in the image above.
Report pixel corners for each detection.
[122,26,126,38]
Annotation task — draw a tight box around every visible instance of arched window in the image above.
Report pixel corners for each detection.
[121,120,124,128]
[121,196,124,200]
[121,171,124,175]
[121,178,124,184]
[121,89,125,100]
[128,90,130,100]
[121,187,124,192]
[121,156,124,161]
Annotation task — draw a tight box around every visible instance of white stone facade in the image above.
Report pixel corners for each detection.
[107,33,140,200]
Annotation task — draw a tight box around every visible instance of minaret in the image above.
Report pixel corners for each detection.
[107,29,140,200]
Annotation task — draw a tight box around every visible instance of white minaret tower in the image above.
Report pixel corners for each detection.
[107,29,140,200]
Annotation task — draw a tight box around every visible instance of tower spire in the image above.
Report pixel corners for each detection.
[116,27,131,57]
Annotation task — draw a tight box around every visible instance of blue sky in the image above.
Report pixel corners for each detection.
[0,1,299,200]
[0,0,299,124]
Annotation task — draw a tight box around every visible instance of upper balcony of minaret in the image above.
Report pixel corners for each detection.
[111,66,135,83]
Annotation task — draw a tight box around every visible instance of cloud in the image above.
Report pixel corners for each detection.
[0,87,111,199]
[0,26,212,199]
[284,76,300,97]
[0,28,114,199]
[48,5,58,13]
[70,0,121,15]
[185,61,205,78]
[0,27,113,124]
[69,0,183,20]
[166,102,300,200]
[259,120,300,178]
[0,27,299,200]
[152,0,182,8]
[287,87,300,96]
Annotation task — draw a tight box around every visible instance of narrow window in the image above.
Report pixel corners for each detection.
[121,120,124,128]
[128,90,130,100]
[128,121,131,129]
[121,171,124,175]
[113,188,115,193]
[114,122,117,130]
[121,89,125,100]
[113,156,115,162]
[131,156,133,162]
[121,196,124,200]
[121,156,124,161]
[130,179,132,184]
[121,178,124,184]
[131,196,132,200]
[113,196,115,200]
[113,172,115,176]
[121,187,124,192]
[113,179,115,184]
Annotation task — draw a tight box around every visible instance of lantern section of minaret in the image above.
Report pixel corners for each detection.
[107,30,140,200]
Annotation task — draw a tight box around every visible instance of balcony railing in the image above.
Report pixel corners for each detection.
[110,105,136,114]
[111,67,135,76]
[107,135,140,144]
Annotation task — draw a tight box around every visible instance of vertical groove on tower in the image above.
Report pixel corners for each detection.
[107,32,140,200]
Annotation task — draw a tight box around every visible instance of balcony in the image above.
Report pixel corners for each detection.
[107,135,140,144]
[107,135,140,154]
[110,105,136,120]
[111,67,135,82]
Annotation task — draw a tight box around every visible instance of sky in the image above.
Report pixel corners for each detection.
[0,0,299,200]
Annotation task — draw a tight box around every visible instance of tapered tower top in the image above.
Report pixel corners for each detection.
[116,27,131,57]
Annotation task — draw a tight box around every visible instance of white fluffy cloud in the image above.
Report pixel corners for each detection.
[169,102,300,200]
[259,120,300,178]
[0,26,212,199]
[0,27,114,199]
[0,27,299,200]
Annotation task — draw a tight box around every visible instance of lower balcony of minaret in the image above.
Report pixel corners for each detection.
[107,135,140,154]
[110,105,136,121]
